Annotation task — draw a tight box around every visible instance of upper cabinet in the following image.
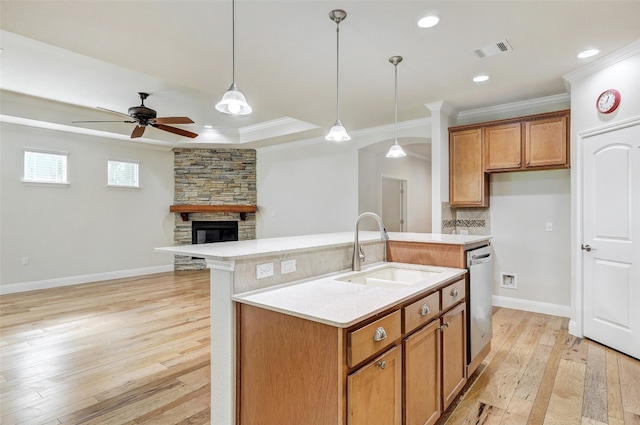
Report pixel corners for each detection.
[449,128,490,207]
[449,110,570,207]
[524,114,569,168]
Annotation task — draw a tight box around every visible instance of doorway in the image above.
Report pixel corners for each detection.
[580,119,639,359]
[381,176,407,232]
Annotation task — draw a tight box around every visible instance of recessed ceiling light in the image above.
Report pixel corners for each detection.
[204,125,213,129]
[577,49,600,59]
[473,75,490,83]
[418,15,440,28]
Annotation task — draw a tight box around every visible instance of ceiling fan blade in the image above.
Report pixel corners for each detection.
[152,123,198,139]
[131,125,146,138]
[97,106,132,117]
[72,120,135,123]
[153,117,194,124]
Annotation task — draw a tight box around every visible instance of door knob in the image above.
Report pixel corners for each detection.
[581,244,592,252]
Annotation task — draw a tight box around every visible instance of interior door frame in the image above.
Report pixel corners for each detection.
[573,116,640,339]
[380,175,407,232]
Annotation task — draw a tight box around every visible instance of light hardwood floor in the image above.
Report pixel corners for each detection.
[1,271,639,424]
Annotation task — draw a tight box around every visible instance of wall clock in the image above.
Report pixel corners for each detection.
[596,89,621,114]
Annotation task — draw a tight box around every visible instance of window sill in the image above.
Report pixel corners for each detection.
[22,180,70,188]
[106,185,141,191]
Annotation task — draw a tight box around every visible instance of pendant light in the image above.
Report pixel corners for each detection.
[325,9,351,142]
[386,56,407,158]
[216,0,252,116]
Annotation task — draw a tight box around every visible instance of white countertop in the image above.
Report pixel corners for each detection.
[233,262,467,328]
[155,231,491,261]
[155,231,384,261]
[387,232,491,245]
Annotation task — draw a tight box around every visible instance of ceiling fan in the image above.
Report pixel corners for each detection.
[73,92,198,139]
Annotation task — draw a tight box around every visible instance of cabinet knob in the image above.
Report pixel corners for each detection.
[451,288,460,297]
[373,326,387,342]
[377,360,386,369]
[419,304,430,316]
[439,322,450,331]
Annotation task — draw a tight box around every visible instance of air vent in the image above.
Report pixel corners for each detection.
[472,39,513,58]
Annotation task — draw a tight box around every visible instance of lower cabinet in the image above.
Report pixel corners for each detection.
[237,278,468,425]
[348,346,402,425]
[404,301,467,425]
[404,320,441,425]
[441,303,467,410]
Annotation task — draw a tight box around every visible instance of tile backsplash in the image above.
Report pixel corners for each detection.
[441,202,491,235]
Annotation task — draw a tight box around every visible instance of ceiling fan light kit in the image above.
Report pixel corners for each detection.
[326,9,351,142]
[216,0,252,116]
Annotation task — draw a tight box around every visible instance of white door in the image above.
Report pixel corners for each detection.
[381,177,407,232]
[582,121,640,359]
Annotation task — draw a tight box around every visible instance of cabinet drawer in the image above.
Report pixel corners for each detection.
[441,279,465,311]
[348,310,401,368]
[403,292,440,334]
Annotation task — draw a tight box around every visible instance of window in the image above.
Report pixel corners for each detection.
[107,159,139,188]
[24,149,68,184]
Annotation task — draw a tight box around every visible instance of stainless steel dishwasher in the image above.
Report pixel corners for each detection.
[467,244,493,372]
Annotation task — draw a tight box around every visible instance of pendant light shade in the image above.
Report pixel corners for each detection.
[216,0,252,116]
[326,9,351,142]
[386,56,407,158]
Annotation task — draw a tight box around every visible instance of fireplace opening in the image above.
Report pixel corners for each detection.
[192,221,238,245]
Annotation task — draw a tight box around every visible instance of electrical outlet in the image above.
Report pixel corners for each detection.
[22,257,29,266]
[500,273,518,289]
[546,222,553,232]
[459,229,469,235]
[281,259,296,274]
[256,263,274,279]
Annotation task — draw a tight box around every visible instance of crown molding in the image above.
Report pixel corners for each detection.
[456,93,570,123]
[563,39,640,85]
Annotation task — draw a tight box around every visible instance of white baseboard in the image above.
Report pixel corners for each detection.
[493,295,572,318]
[0,265,175,295]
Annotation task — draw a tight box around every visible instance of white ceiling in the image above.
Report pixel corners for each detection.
[1,1,639,149]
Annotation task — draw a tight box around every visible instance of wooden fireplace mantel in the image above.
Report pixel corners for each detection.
[169,205,257,221]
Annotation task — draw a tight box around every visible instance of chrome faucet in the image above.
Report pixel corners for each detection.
[352,212,389,271]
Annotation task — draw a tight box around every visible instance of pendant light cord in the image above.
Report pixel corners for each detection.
[335,22,341,120]
[232,0,236,87]
[394,62,398,142]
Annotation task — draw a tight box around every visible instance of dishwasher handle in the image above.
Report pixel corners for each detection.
[469,252,492,266]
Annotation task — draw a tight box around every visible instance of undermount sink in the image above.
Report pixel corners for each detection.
[336,265,443,289]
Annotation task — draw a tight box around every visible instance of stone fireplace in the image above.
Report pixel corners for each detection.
[173,148,256,270]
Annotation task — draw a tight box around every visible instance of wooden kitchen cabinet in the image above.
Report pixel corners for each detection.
[237,275,470,425]
[484,122,522,171]
[449,110,570,203]
[441,302,467,410]
[348,346,402,425]
[524,114,568,168]
[449,128,490,207]
[404,320,441,425]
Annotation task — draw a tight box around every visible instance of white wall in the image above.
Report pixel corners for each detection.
[0,123,175,291]
[564,40,640,336]
[490,169,571,308]
[256,119,431,238]
[373,149,431,233]
[256,140,359,238]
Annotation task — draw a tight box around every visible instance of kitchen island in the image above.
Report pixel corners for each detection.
[155,231,489,425]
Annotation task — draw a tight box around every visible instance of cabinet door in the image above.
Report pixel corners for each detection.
[348,346,402,425]
[524,115,568,168]
[441,303,467,410]
[404,320,441,425]
[484,123,522,171]
[449,128,489,207]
